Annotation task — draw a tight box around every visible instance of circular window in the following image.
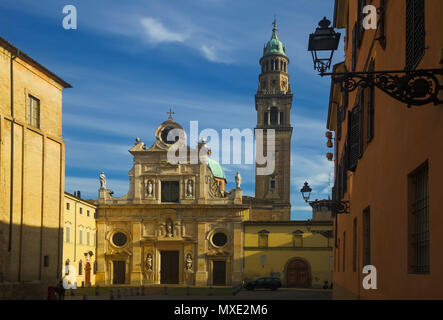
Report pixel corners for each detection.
[212,232,228,247]
[112,232,127,247]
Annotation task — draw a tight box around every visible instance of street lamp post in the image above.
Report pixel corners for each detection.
[300,181,349,216]
[308,17,443,108]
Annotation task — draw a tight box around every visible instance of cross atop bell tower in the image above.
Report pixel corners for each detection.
[253,21,293,221]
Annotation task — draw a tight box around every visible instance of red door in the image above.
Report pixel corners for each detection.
[286,259,310,288]
[85,262,91,286]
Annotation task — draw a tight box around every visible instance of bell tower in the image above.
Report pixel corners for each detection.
[254,20,292,220]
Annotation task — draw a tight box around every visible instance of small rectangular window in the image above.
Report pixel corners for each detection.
[66,202,70,210]
[79,207,83,214]
[406,0,425,70]
[28,95,40,128]
[269,178,276,192]
[408,162,429,274]
[44,255,49,267]
[259,234,268,248]
[293,235,303,248]
[87,210,90,217]
[161,181,180,203]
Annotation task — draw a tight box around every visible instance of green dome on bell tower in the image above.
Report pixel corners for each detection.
[263,19,287,57]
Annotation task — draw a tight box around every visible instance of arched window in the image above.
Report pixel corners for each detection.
[266,61,269,72]
[270,107,279,125]
[79,260,83,275]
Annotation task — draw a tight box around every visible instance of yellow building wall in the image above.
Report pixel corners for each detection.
[244,223,333,288]
[0,41,68,299]
[62,193,97,287]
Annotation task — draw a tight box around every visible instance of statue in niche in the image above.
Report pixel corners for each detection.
[99,172,106,189]
[145,253,153,271]
[186,180,193,197]
[235,172,242,189]
[166,220,173,237]
[147,180,153,197]
[185,253,193,271]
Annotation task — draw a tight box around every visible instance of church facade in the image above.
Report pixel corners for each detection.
[92,22,333,289]
[94,117,248,286]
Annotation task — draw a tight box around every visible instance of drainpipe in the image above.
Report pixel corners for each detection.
[8,49,19,252]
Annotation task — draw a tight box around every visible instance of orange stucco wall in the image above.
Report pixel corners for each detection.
[331,0,443,299]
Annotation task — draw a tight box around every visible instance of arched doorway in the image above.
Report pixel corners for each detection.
[286,258,311,288]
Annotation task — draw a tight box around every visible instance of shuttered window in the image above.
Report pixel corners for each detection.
[406,0,425,70]
[348,106,361,171]
[357,0,367,47]
[337,106,342,141]
[367,60,375,143]
[378,0,387,49]
[343,143,348,193]
[352,23,357,71]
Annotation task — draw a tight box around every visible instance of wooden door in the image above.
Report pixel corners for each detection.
[286,259,310,288]
[161,251,179,284]
[213,261,226,285]
[113,261,125,284]
[85,262,91,286]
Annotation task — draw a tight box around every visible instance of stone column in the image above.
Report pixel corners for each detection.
[195,222,208,285]
[94,220,106,285]
[131,221,143,284]
[231,220,243,285]
[133,162,142,203]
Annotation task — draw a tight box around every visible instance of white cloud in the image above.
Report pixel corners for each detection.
[201,45,218,62]
[140,17,188,44]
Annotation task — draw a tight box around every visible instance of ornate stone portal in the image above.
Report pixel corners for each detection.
[95,117,248,286]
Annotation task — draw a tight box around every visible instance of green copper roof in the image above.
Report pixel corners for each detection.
[207,158,226,180]
[263,20,286,57]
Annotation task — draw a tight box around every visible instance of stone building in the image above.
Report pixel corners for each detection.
[63,192,97,288]
[0,37,71,298]
[95,117,248,286]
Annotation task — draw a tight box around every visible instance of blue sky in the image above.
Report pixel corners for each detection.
[1,0,343,220]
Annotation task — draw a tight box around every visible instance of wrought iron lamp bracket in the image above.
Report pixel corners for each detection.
[321,69,443,108]
[308,199,350,216]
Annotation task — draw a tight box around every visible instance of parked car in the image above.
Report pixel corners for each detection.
[243,277,282,291]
